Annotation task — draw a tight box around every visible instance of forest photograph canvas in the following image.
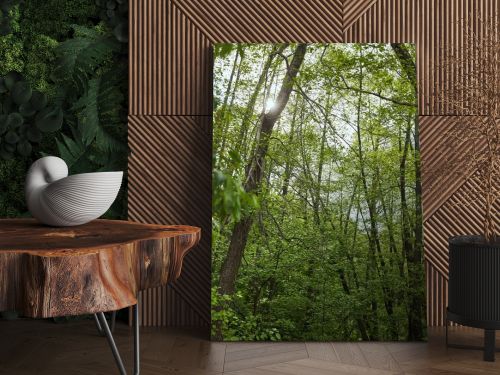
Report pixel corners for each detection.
[212,43,425,342]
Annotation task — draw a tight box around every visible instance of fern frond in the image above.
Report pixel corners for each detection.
[72,70,126,153]
[53,25,120,93]
[56,130,93,173]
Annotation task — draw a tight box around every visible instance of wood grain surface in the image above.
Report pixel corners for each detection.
[0,322,498,375]
[0,219,200,318]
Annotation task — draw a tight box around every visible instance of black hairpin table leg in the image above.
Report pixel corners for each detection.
[94,311,117,336]
[94,304,140,375]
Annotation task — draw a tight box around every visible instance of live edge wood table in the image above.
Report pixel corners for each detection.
[0,219,201,375]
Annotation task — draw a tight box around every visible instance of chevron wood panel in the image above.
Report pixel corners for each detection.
[424,173,500,276]
[172,0,343,43]
[419,116,481,220]
[343,0,379,32]
[128,115,211,328]
[344,0,417,43]
[129,0,211,115]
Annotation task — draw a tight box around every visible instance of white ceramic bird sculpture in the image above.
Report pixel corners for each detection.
[25,156,123,226]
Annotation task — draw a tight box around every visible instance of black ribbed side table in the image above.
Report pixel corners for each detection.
[447,236,500,362]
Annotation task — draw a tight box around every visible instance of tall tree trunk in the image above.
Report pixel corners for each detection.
[237,44,288,157]
[338,182,370,340]
[218,51,244,158]
[281,95,300,196]
[354,57,382,340]
[219,44,308,295]
[215,51,240,157]
[392,43,425,340]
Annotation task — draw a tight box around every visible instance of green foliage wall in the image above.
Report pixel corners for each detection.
[0,0,128,218]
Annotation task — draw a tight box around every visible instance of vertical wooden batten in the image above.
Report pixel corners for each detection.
[129,0,211,116]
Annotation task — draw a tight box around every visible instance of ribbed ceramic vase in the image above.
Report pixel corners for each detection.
[25,156,123,226]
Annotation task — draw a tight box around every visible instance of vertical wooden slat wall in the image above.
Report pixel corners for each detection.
[129,0,499,329]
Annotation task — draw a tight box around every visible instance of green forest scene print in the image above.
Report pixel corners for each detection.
[212,43,426,342]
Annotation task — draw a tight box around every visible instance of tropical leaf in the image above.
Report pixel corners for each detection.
[71,69,126,153]
[55,129,93,173]
[53,25,120,93]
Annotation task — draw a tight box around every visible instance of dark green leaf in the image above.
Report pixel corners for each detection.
[26,127,42,143]
[2,96,14,114]
[0,115,7,134]
[17,141,32,156]
[0,78,7,94]
[35,106,63,132]
[19,103,36,117]
[72,73,126,152]
[53,26,120,93]
[3,71,22,90]
[113,22,128,43]
[7,112,23,128]
[4,130,19,144]
[30,91,48,111]
[11,81,32,105]
[0,148,12,159]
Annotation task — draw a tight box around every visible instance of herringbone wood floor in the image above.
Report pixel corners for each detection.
[0,320,499,375]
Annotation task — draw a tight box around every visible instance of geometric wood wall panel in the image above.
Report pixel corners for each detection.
[344,0,417,43]
[426,261,448,326]
[424,173,500,279]
[172,0,343,43]
[419,116,474,220]
[343,0,379,32]
[128,115,211,327]
[129,0,211,115]
[417,0,499,115]
[129,0,500,328]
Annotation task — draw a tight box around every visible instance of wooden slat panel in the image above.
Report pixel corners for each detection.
[172,0,343,43]
[419,116,484,221]
[128,115,211,327]
[418,0,499,115]
[426,260,447,327]
[424,173,500,277]
[344,0,417,43]
[129,0,211,115]
[343,0,379,32]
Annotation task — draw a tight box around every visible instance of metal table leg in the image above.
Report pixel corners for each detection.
[94,311,117,336]
[94,304,140,375]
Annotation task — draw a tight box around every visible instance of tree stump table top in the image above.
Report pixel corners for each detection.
[0,219,201,318]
